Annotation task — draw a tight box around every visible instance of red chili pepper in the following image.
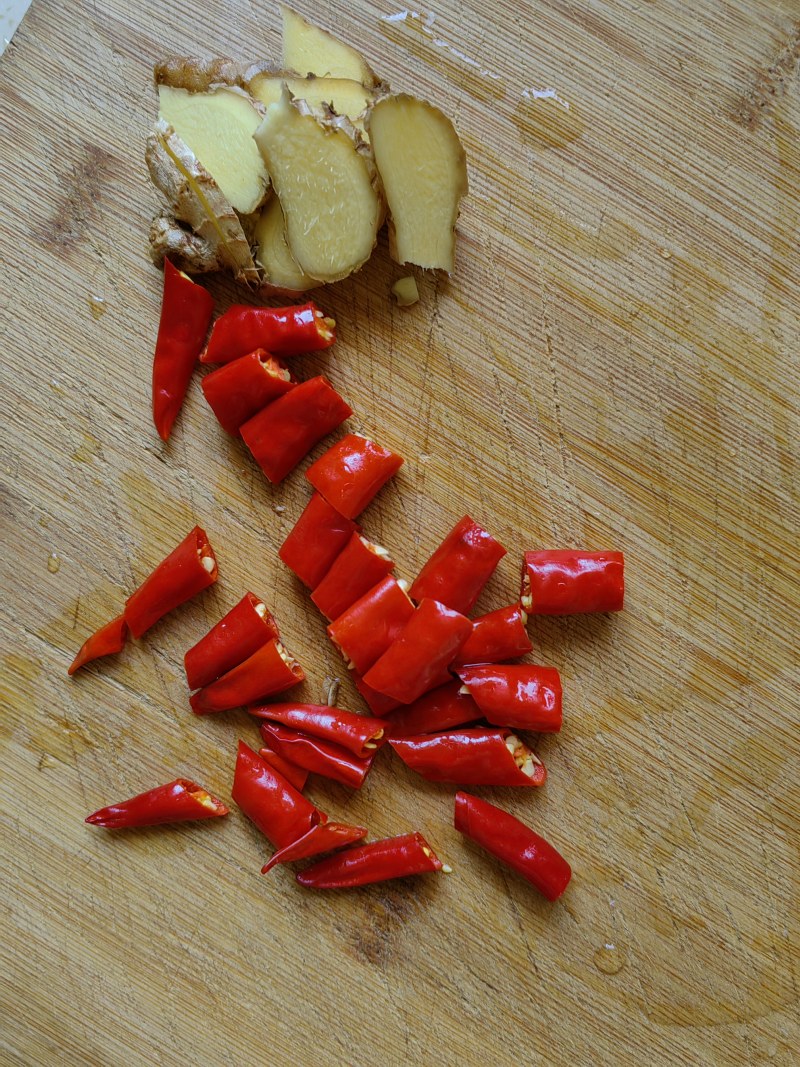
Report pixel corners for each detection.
[124,526,218,639]
[457,664,563,733]
[385,681,480,737]
[152,260,214,441]
[296,832,444,889]
[201,349,296,435]
[261,820,368,874]
[452,603,532,668]
[454,792,571,901]
[68,613,128,676]
[240,376,352,484]
[362,598,472,704]
[409,515,507,614]
[190,638,304,714]
[201,301,336,363]
[250,703,386,757]
[278,492,359,589]
[259,722,375,789]
[521,550,625,614]
[231,741,322,848]
[327,576,415,674]
[389,728,546,786]
[184,592,279,690]
[353,673,403,716]
[305,433,404,519]
[311,533,394,621]
[258,745,309,793]
[86,778,228,828]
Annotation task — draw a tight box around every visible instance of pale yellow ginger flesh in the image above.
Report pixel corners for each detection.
[254,89,380,283]
[368,95,468,272]
[392,276,419,306]
[280,4,380,88]
[248,72,372,134]
[158,85,269,214]
[253,196,320,294]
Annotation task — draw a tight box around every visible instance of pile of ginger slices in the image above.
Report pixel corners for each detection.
[146,5,469,297]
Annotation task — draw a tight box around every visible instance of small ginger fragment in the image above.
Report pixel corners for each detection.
[391,276,419,307]
[154,55,243,92]
[253,196,320,295]
[280,4,382,88]
[247,69,373,136]
[148,213,222,274]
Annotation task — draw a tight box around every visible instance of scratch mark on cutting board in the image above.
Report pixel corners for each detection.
[732,20,800,128]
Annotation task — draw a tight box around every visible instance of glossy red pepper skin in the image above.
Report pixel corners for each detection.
[201,349,295,435]
[385,681,481,738]
[240,376,352,484]
[184,592,279,691]
[231,741,322,848]
[250,703,386,758]
[259,722,375,789]
[261,820,368,873]
[353,673,403,716]
[363,598,472,704]
[311,534,395,621]
[452,604,532,668]
[86,778,228,828]
[305,433,404,519]
[521,550,624,614]
[201,302,336,363]
[454,792,571,901]
[327,576,415,675]
[296,832,443,889]
[278,492,359,589]
[68,614,128,675]
[258,746,309,793]
[410,515,507,614]
[389,728,547,786]
[152,260,214,441]
[457,664,563,733]
[124,526,218,639]
[190,638,304,714]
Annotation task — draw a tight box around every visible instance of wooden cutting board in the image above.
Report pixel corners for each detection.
[1,1,797,1063]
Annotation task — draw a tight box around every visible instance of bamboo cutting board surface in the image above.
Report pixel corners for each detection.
[1,1,798,1064]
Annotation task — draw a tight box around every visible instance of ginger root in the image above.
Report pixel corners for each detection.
[154,55,243,92]
[149,212,223,273]
[280,5,381,89]
[253,196,320,295]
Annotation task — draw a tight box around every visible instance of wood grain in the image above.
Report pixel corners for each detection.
[1,1,798,1064]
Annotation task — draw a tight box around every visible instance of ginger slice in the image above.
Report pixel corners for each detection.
[367,94,468,272]
[247,70,373,135]
[154,55,243,92]
[253,196,320,294]
[280,4,382,89]
[158,84,269,214]
[253,88,381,283]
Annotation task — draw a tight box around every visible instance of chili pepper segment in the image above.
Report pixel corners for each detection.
[452,603,532,667]
[278,492,359,589]
[68,613,128,676]
[454,792,571,901]
[385,681,481,738]
[296,831,444,889]
[327,576,415,675]
[184,592,279,691]
[353,673,404,716]
[409,515,507,615]
[201,302,336,363]
[124,525,218,639]
[231,741,322,848]
[190,638,304,714]
[389,728,546,786]
[457,664,563,733]
[86,778,228,828]
[261,820,368,874]
[311,533,395,621]
[259,722,375,789]
[258,745,309,792]
[250,703,386,758]
[305,433,404,519]
[521,550,625,615]
[201,349,295,435]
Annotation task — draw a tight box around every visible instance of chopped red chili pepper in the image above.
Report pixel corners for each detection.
[278,492,359,589]
[409,515,507,614]
[240,375,352,484]
[296,831,444,889]
[259,722,375,789]
[521,550,625,614]
[261,820,368,874]
[389,728,546,786]
[152,260,214,441]
[184,592,279,691]
[305,433,404,519]
[327,576,414,674]
[362,597,471,704]
[311,533,395,621]
[231,741,323,848]
[201,349,295,435]
[201,302,336,363]
[353,673,403,716]
[124,526,218,639]
[385,681,481,737]
[258,745,309,793]
[250,703,386,758]
[68,613,128,676]
[454,792,571,901]
[452,603,532,667]
[86,778,228,828]
[190,638,304,714]
[457,664,563,733]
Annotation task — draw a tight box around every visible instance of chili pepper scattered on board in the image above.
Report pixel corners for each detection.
[201,302,336,363]
[231,741,323,849]
[190,638,304,714]
[389,729,547,787]
[201,349,295,435]
[410,515,507,614]
[184,592,279,691]
[278,492,359,589]
[295,832,445,889]
[521,550,625,615]
[86,779,228,829]
[305,433,403,519]
[250,703,386,758]
[457,664,563,733]
[68,614,129,675]
[259,722,375,789]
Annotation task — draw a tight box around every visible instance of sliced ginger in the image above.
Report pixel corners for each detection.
[368,94,468,273]
[280,5,381,88]
[247,71,372,135]
[158,85,269,214]
[253,196,320,294]
[254,88,381,283]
